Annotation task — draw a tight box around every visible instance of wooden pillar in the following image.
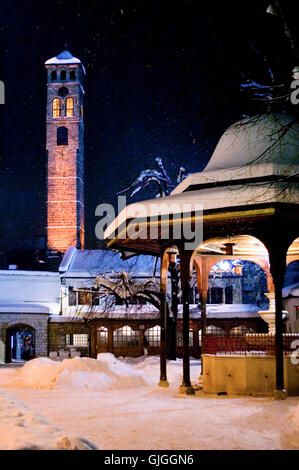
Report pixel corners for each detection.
[200,290,208,354]
[168,259,179,360]
[266,238,289,399]
[139,328,144,355]
[159,250,169,387]
[179,249,195,394]
[108,327,113,354]
[91,324,97,358]
[193,323,200,358]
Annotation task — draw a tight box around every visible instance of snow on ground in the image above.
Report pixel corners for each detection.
[0,389,98,450]
[0,354,298,450]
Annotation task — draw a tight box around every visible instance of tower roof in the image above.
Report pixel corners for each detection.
[45,50,85,73]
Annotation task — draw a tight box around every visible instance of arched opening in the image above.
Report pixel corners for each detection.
[66,97,74,117]
[5,324,35,363]
[60,70,66,81]
[113,325,140,357]
[70,70,76,80]
[206,325,226,336]
[97,326,108,353]
[283,259,299,332]
[57,126,68,146]
[207,259,268,307]
[144,325,161,347]
[230,325,255,335]
[51,70,57,81]
[52,98,61,117]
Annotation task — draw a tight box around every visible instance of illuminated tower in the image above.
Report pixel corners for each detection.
[45,50,85,252]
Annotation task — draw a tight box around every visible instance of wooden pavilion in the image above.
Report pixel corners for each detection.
[104,113,299,397]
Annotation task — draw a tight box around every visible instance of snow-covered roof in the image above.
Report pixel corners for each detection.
[0,302,59,314]
[105,182,298,242]
[45,50,86,74]
[105,113,299,246]
[56,304,261,321]
[59,247,159,278]
[204,113,299,171]
[45,50,81,65]
[282,282,299,298]
[0,270,60,314]
[171,113,299,194]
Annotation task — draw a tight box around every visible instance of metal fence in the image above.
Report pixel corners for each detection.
[202,333,299,356]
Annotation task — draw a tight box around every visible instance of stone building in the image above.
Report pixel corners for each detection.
[45,50,85,252]
[0,269,60,363]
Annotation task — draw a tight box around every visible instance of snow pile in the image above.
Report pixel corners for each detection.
[10,354,151,391]
[0,390,98,450]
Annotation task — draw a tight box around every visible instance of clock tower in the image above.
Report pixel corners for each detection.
[45,50,85,252]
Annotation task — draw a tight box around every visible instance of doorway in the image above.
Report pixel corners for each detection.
[5,324,35,363]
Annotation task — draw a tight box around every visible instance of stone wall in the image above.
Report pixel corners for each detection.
[46,63,85,252]
[48,319,90,357]
[202,354,299,396]
[0,313,49,363]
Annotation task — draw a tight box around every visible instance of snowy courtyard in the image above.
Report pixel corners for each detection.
[0,354,298,450]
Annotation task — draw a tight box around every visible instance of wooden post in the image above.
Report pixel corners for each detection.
[91,324,97,358]
[200,290,208,355]
[168,259,179,360]
[159,250,169,387]
[108,327,113,354]
[179,250,195,394]
[267,239,288,399]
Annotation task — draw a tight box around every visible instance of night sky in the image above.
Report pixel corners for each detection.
[0,0,296,265]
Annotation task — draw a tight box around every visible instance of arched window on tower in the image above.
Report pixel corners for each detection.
[57,126,68,146]
[70,70,76,80]
[52,98,61,117]
[66,97,74,117]
[51,70,57,81]
[60,70,66,81]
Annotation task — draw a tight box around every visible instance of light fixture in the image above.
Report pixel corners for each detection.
[266,4,277,16]
[234,264,243,276]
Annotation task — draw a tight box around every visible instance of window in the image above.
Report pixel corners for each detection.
[92,293,100,306]
[57,126,68,145]
[230,326,255,336]
[210,287,224,304]
[296,306,299,320]
[78,291,92,305]
[68,288,77,306]
[145,326,161,347]
[225,285,233,304]
[177,329,193,347]
[60,70,66,80]
[206,325,226,336]
[66,334,89,347]
[97,327,108,346]
[66,97,74,117]
[52,98,61,117]
[198,330,202,346]
[113,326,140,347]
[70,70,76,80]
[80,105,84,120]
[51,70,57,81]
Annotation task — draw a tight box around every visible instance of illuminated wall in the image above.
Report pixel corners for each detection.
[45,59,85,251]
